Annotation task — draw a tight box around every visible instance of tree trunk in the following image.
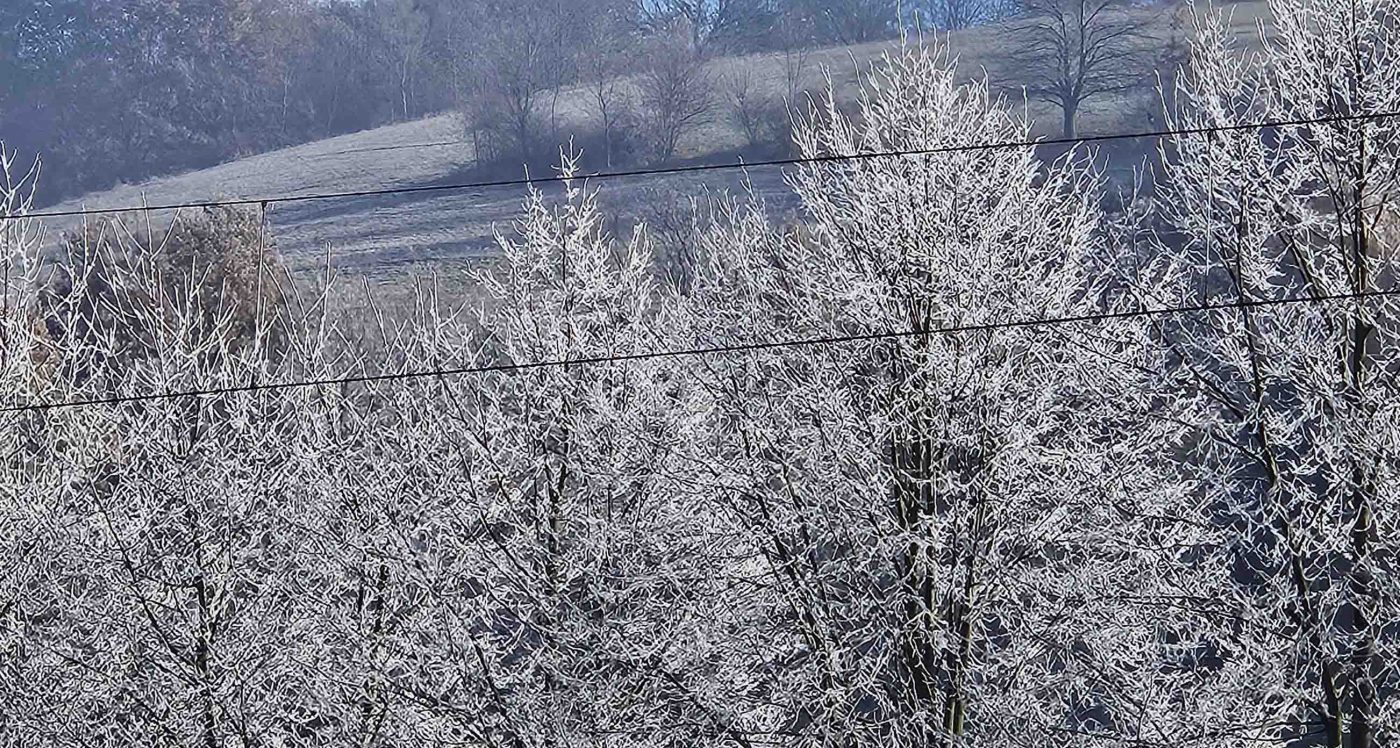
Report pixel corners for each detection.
[194,571,219,748]
[893,422,939,742]
[1345,138,1375,748]
[889,329,944,743]
[1061,99,1077,139]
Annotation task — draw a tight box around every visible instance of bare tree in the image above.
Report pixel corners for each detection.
[723,38,803,153]
[791,0,894,45]
[636,0,773,54]
[908,0,1018,31]
[638,21,715,163]
[723,68,768,147]
[775,11,812,106]
[465,0,578,166]
[375,0,429,121]
[1006,0,1154,138]
[580,2,639,167]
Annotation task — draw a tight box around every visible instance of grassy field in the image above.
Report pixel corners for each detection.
[35,0,1274,299]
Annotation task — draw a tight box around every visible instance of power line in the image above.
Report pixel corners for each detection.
[5,286,1396,414]
[15,110,1397,222]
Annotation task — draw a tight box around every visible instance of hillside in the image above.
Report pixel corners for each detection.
[35,1,1273,287]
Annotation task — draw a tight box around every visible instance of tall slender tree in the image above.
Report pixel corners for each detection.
[670,43,1191,746]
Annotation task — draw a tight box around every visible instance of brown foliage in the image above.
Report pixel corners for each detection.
[159,206,289,357]
[34,206,288,389]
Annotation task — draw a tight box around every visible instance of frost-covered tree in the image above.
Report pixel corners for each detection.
[8,3,1400,744]
[668,44,1192,746]
[375,156,741,746]
[1143,0,1400,744]
[0,201,386,745]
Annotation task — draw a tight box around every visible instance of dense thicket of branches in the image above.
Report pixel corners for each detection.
[1,0,1396,746]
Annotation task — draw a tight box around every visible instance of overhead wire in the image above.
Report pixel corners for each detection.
[5,285,1397,413]
[12,109,1398,221]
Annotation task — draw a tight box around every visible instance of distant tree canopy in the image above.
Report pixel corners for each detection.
[1,0,450,203]
[0,0,1020,204]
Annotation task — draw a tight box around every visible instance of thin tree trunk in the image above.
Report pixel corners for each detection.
[1345,130,1375,748]
[194,569,218,748]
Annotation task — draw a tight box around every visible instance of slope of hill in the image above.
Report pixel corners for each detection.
[35,1,1272,285]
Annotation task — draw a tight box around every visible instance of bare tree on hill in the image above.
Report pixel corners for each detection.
[581,0,640,167]
[636,0,775,54]
[638,20,716,163]
[1006,0,1155,138]
[465,0,580,165]
[797,0,895,44]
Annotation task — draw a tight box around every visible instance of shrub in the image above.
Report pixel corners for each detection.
[34,206,289,389]
[34,221,167,388]
[158,205,289,358]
